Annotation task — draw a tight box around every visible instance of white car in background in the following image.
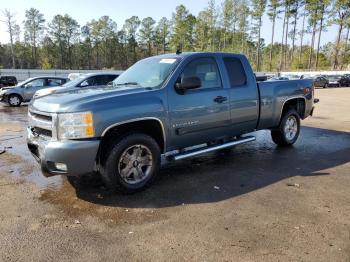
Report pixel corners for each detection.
[34,72,121,98]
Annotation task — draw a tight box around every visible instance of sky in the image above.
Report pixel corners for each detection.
[0,0,339,47]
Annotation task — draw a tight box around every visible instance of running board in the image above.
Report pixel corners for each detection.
[170,136,256,161]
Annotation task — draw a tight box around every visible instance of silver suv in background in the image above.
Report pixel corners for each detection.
[0,77,68,106]
[34,73,120,98]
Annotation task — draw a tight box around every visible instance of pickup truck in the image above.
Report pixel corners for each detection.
[27,52,316,193]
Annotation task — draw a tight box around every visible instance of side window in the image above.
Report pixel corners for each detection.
[181,57,222,89]
[223,57,247,87]
[95,75,112,85]
[79,77,95,87]
[93,76,103,85]
[47,78,63,86]
[107,75,118,82]
[24,79,45,88]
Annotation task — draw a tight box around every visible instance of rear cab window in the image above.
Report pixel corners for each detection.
[223,57,247,88]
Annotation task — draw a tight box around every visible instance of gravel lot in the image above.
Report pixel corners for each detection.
[0,88,349,262]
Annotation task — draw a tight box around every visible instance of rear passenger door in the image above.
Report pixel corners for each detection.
[168,56,231,148]
[222,57,259,134]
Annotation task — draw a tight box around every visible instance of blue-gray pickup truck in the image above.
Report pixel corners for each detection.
[27,52,317,193]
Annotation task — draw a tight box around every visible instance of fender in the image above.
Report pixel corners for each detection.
[101,117,167,152]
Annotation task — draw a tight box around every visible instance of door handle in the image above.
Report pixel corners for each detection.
[213,96,228,103]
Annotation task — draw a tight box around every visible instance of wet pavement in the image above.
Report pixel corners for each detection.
[0,88,350,261]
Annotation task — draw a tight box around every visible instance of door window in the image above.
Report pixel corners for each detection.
[94,75,111,85]
[47,78,63,86]
[79,77,95,87]
[107,75,118,82]
[24,79,45,88]
[223,57,247,87]
[180,58,222,89]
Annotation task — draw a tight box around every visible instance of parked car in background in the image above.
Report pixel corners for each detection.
[34,72,120,98]
[267,76,290,81]
[67,73,83,80]
[313,76,329,88]
[284,75,301,80]
[338,75,350,87]
[0,76,68,106]
[0,76,18,87]
[327,75,342,87]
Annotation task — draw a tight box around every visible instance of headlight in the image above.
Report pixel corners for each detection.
[58,111,94,139]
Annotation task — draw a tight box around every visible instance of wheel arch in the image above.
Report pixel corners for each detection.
[99,118,166,156]
[279,97,306,121]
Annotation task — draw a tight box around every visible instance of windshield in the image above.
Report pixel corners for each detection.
[17,78,34,86]
[62,75,86,88]
[113,57,179,88]
[328,75,341,80]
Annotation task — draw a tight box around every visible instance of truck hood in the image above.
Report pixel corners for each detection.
[31,85,152,113]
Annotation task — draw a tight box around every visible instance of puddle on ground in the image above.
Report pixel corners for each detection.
[1,103,350,226]
[0,105,63,191]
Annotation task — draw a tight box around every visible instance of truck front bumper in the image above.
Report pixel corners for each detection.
[27,127,100,177]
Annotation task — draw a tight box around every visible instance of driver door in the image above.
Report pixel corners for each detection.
[22,78,47,100]
[168,57,230,148]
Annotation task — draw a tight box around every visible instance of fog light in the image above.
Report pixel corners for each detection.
[54,163,67,172]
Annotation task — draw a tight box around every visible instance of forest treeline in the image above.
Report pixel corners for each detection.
[1,0,350,72]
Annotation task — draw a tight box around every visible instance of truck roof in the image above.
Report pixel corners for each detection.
[153,52,246,59]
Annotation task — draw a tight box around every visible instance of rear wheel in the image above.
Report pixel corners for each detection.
[8,94,22,107]
[271,109,300,146]
[323,83,328,88]
[100,133,160,194]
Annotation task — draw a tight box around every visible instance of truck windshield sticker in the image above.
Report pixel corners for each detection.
[159,59,176,64]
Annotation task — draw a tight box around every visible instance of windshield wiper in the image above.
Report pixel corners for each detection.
[116,82,140,86]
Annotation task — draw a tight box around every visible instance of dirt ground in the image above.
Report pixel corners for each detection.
[0,88,349,262]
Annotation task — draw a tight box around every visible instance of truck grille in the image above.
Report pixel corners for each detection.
[28,110,53,138]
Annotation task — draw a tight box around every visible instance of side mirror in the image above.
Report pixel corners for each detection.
[176,76,201,92]
[107,81,113,86]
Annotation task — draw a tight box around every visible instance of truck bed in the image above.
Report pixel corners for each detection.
[257,79,314,130]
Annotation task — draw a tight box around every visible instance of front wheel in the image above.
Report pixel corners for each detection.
[100,133,161,194]
[271,109,300,146]
[8,94,22,107]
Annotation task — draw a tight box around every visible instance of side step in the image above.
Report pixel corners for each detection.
[171,136,256,161]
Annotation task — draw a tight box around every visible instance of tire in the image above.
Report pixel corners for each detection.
[324,83,328,88]
[271,109,300,146]
[8,94,22,107]
[100,133,161,194]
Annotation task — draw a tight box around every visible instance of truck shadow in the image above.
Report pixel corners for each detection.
[70,126,350,208]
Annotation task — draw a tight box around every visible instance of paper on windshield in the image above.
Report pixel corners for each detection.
[159,59,176,64]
